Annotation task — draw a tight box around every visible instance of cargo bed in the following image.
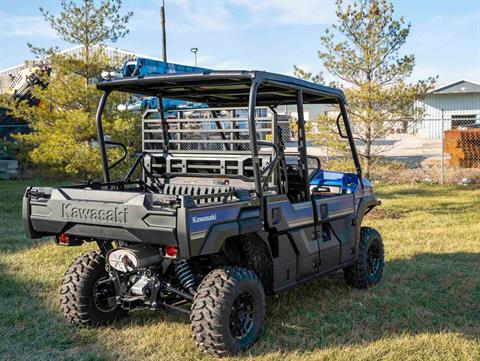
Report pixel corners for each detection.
[22,184,258,258]
[23,186,178,245]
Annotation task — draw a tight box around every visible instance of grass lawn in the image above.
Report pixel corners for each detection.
[0,180,479,361]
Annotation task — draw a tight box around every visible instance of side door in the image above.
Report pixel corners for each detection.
[312,194,356,272]
[264,194,320,281]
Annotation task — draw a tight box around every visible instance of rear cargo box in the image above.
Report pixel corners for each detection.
[23,187,178,245]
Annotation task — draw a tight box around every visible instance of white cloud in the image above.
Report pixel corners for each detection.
[141,0,338,34]
[166,0,250,33]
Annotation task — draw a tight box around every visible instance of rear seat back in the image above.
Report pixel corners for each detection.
[162,184,235,204]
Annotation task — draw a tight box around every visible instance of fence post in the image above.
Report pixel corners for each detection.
[440,111,445,185]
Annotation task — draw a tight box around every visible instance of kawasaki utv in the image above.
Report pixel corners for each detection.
[22,71,384,357]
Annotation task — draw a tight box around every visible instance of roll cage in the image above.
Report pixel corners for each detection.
[95,70,362,202]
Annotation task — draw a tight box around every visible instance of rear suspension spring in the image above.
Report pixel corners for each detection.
[174,259,196,295]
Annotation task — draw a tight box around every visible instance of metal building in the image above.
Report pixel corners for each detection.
[416,80,480,139]
[0,45,156,94]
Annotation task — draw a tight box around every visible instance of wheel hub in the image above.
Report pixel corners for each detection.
[229,292,255,339]
[93,276,117,312]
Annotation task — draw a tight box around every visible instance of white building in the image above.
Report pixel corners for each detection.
[416,79,480,139]
[0,45,154,94]
[280,103,337,122]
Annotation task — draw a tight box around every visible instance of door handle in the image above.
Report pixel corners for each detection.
[272,207,281,225]
[320,204,329,220]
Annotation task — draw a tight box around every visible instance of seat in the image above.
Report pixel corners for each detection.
[162,183,235,204]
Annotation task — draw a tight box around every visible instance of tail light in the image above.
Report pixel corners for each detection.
[164,245,177,258]
[57,233,69,245]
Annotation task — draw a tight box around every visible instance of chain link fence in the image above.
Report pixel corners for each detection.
[305,118,480,184]
[4,114,480,185]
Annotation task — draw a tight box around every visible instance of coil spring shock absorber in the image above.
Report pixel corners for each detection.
[174,259,196,295]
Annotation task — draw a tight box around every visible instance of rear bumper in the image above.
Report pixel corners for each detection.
[23,187,178,246]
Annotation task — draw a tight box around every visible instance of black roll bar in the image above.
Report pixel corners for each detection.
[338,99,363,181]
[247,82,263,202]
[123,153,143,183]
[95,82,362,195]
[296,89,311,201]
[269,107,281,192]
[96,91,130,184]
[257,140,280,189]
[158,96,170,155]
[105,140,127,170]
[335,113,347,138]
[96,91,111,183]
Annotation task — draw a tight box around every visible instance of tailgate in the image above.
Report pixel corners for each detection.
[23,187,178,246]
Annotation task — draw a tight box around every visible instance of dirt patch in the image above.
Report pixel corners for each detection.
[368,208,403,220]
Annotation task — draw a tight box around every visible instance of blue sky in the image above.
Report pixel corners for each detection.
[1,0,479,86]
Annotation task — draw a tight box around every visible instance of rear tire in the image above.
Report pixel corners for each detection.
[60,251,126,326]
[190,266,266,357]
[344,227,384,288]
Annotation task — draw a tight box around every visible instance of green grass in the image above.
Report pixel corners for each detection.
[0,180,479,361]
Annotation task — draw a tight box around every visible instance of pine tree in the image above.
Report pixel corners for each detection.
[295,0,436,178]
[0,0,138,178]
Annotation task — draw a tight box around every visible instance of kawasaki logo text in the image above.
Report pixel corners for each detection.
[61,203,128,224]
[192,214,217,224]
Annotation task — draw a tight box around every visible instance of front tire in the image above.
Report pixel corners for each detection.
[344,227,384,288]
[60,251,125,326]
[190,267,266,357]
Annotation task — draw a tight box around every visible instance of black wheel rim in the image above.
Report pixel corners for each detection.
[229,292,255,340]
[93,276,117,312]
[366,241,381,277]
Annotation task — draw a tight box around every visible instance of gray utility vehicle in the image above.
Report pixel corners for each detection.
[22,71,384,357]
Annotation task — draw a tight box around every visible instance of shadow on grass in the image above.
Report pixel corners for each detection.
[368,197,480,220]
[424,201,480,216]
[113,307,190,329]
[0,179,56,253]
[376,185,479,199]
[1,251,478,359]
[79,252,479,357]
[247,252,480,355]
[2,180,478,357]
[0,255,189,360]
[0,262,108,360]
[42,252,480,357]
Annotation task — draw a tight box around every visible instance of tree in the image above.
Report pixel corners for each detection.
[1,0,139,178]
[293,65,324,85]
[295,0,436,178]
[37,0,133,82]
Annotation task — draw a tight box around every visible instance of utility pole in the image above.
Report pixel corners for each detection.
[161,0,167,62]
[441,109,445,185]
[191,47,198,66]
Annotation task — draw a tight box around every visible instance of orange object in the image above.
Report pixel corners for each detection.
[444,128,480,168]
